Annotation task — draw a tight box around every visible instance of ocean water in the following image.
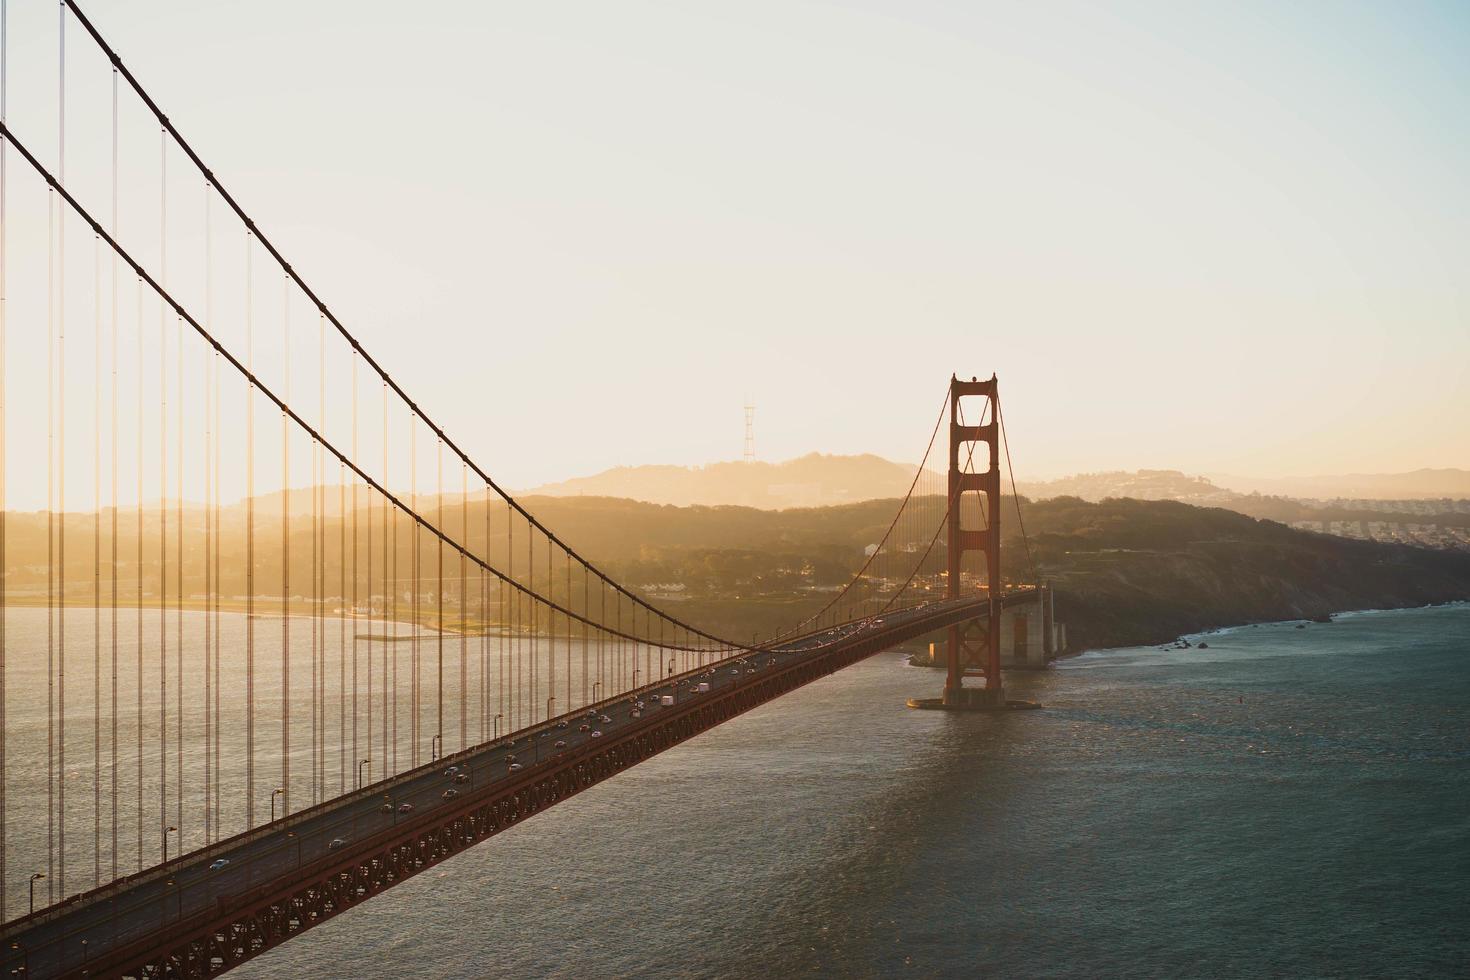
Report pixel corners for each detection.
[209,603,1468,978]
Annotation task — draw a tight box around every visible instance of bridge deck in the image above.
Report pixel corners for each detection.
[0,593,1033,978]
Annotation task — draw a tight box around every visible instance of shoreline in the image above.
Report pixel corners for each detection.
[905,598,1469,669]
[1072,597,1469,660]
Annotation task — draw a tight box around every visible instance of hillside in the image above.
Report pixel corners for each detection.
[8,491,1467,654]
[1019,497,1470,649]
[533,494,1470,649]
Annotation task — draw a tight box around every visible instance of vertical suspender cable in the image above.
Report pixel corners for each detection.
[436,438,442,749]
[350,353,358,779]
[565,553,570,710]
[337,458,344,793]
[385,387,391,769]
[92,222,100,887]
[281,275,290,813]
[245,228,254,827]
[134,270,141,871]
[582,568,588,708]
[45,104,54,911]
[0,0,7,917]
[364,368,372,779]
[545,538,552,718]
[307,323,316,805]
[316,311,324,801]
[409,415,417,765]
[157,126,167,867]
[175,229,183,848]
[57,1,68,898]
[109,65,119,875]
[505,504,512,731]
[528,527,535,722]
[385,384,394,774]
[201,180,211,843]
[459,463,466,748]
[485,481,490,743]
[211,349,220,834]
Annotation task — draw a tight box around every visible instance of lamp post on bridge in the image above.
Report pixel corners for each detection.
[430,734,442,762]
[270,787,285,823]
[545,696,555,722]
[493,713,503,740]
[591,682,602,703]
[357,758,371,789]
[27,874,44,915]
[162,826,178,864]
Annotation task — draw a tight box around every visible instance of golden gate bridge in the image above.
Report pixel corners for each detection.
[0,4,1046,975]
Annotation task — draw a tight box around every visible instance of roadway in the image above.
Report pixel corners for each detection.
[0,594,1009,978]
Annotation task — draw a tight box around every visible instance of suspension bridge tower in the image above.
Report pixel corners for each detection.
[910,374,1035,711]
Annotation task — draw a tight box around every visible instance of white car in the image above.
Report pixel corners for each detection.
[209,858,229,871]
[590,730,603,739]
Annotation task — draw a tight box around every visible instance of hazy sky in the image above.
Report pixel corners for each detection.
[6,0,1468,493]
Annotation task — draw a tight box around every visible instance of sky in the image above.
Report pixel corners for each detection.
[2,0,1467,508]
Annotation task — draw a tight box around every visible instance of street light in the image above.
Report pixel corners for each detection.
[632,668,640,687]
[163,826,178,863]
[545,696,555,722]
[591,682,602,703]
[667,657,676,677]
[270,788,285,823]
[493,713,503,740]
[357,758,371,789]
[431,734,442,761]
[27,874,44,915]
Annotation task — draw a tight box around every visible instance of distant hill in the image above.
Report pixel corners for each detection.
[521,453,931,509]
[1208,468,1470,501]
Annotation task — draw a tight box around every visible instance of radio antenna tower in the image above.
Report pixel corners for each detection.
[743,402,756,463]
